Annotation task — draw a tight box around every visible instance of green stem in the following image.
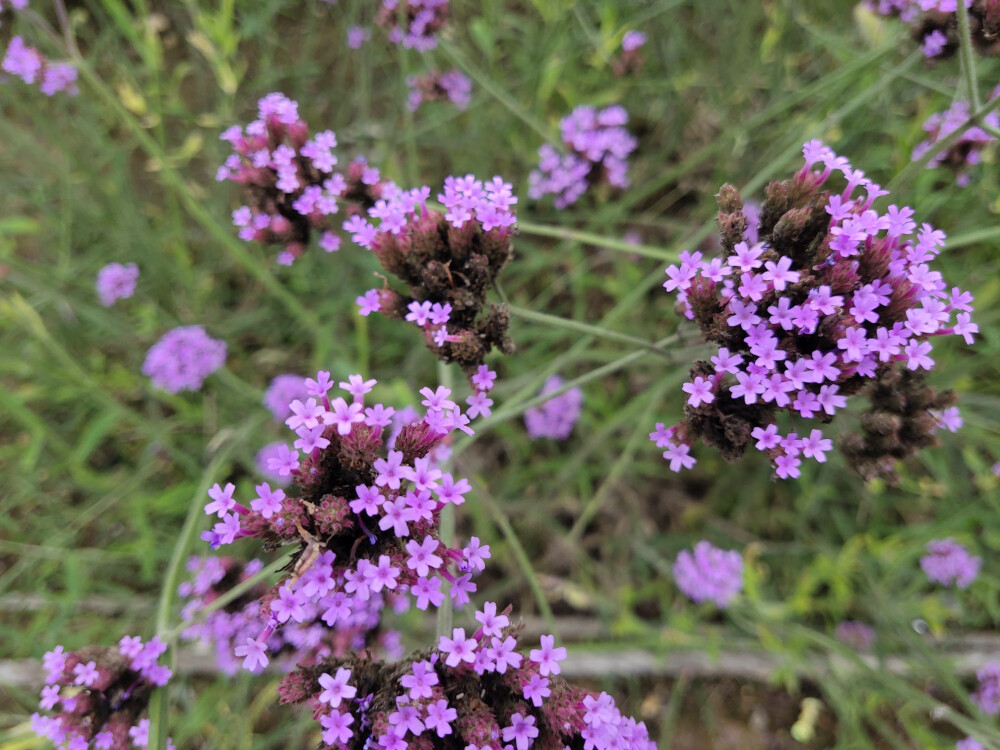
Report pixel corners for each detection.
[438,41,555,145]
[160,553,292,642]
[517,220,680,262]
[436,360,456,638]
[956,0,982,110]
[507,304,677,355]
[147,435,245,750]
[470,476,556,634]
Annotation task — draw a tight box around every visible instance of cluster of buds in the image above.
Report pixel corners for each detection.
[278,601,655,750]
[376,0,449,51]
[2,36,78,96]
[217,92,391,265]
[912,89,1000,186]
[178,556,405,675]
[612,30,648,76]
[406,69,472,112]
[350,175,517,376]
[865,0,1000,58]
[201,371,490,673]
[32,638,173,749]
[528,105,637,209]
[654,140,975,481]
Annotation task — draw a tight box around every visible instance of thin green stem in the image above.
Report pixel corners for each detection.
[161,553,292,642]
[956,0,982,110]
[469,476,556,634]
[507,304,677,355]
[438,41,555,145]
[888,97,1000,192]
[517,220,680,262]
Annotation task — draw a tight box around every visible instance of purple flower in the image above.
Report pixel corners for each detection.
[529,105,636,208]
[263,374,309,421]
[835,621,876,650]
[142,325,226,393]
[973,661,1000,714]
[673,540,743,608]
[347,25,371,49]
[234,636,269,673]
[621,30,648,51]
[95,262,139,306]
[407,69,472,112]
[524,375,583,440]
[920,538,980,588]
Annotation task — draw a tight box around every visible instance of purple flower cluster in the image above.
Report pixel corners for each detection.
[32,638,173,749]
[201,370,489,673]
[217,92,390,265]
[0,0,29,12]
[972,661,1000,714]
[524,376,583,440]
[920,538,981,588]
[865,0,1000,58]
[621,31,648,52]
[263,373,310,422]
[834,620,876,650]
[347,26,371,49]
[376,0,449,50]
[957,738,986,750]
[350,175,517,374]
[2,36,78,96]
[142,325,226,393]
[529,105,637,209]
[406,69,472,112]
[654,140,975,480]
[672,540,744,608]
[95,262,139,307]
[278,601,655,750]
[179,556,403,675]
[912,90,1000,186]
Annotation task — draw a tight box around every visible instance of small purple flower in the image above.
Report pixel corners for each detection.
[95,262,139,306]
[673,540,743,608]
[524,376,583,440]
[142,325,226,393]
[621,30,648,52]
[920,538,980,588]
[973,661,1000,714]
[263,374,309,422]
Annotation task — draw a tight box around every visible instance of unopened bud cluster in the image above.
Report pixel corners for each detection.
[350,176,517,376]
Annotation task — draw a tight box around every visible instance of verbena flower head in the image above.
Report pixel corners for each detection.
[920,538,981,588]
[350,175,516,377]
[2,36,78,96]
[264,374,310,422]
[347,26,371,49]
[217,92,390,265]
[32,638,174,749]
[406,69,472,112]
[179,556,403,675]
[864,0,1000,58]
[201,370,486,672]
[376,0,449,50]
[957,738,986,750]
[524,376,583,440]
[529,105,637,209]
[614,31,648,75]
[835,620,876,650]
[672,540,744,608]
[972,661,1000,714]
[912,89,1000,186]
[278,602,656,749]
[95,262,139,307]
[654,140,975,481]
[142,325,226,393]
